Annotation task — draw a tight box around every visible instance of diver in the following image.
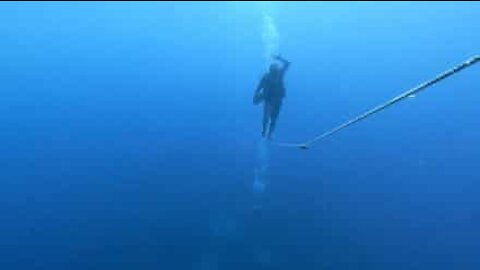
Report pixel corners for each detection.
[253,55,290,140]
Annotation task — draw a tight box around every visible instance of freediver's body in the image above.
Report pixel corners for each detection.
[254,55,290,140]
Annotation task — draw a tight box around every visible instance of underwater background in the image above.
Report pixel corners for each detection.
[1,2,479,270]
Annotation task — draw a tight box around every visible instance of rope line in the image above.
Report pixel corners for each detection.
[274,56,480,150]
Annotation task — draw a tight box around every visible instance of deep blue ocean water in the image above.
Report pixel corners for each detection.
[1,2,479,270]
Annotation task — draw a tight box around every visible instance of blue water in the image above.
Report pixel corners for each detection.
[1,2,479,270]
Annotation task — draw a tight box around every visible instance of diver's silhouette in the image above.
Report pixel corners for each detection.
[253,55,290,139]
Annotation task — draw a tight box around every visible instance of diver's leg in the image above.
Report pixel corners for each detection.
[262,102,270,137]
[268,101,282,139]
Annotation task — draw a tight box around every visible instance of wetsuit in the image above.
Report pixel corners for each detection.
[255,57,290,139]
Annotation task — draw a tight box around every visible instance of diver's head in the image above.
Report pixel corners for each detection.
[269,63,280,74]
